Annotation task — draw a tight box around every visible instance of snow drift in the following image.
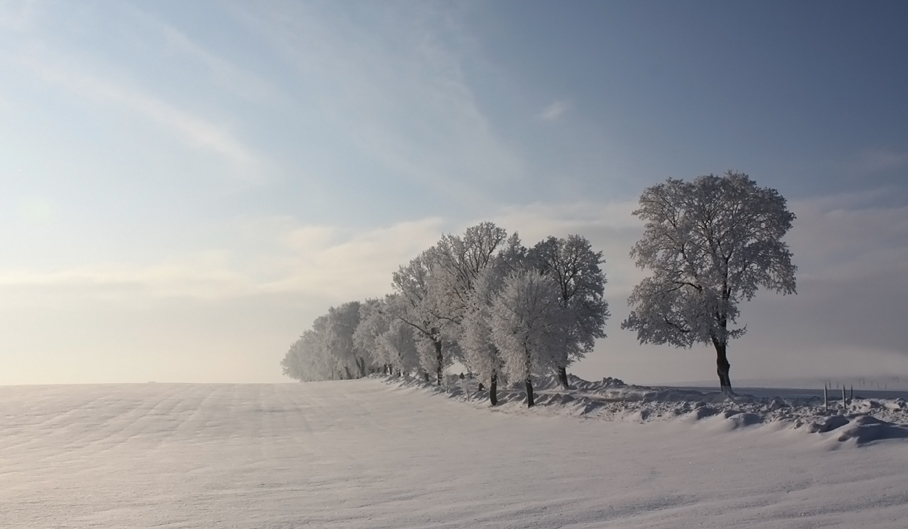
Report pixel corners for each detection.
[386,374,908,448]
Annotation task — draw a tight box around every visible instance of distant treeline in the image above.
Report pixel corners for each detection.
[281,222,609,407]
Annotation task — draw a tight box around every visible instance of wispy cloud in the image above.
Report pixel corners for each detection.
[852,148,908,175]
[230,1,524,209]
[789,189,908,282]
[124,5,285,105]
[240,216,447,300]
[538,100,570,121]
[0,257,255,303]
[0,217,446,305]
[0,200,642,305]
[19,51,267,182]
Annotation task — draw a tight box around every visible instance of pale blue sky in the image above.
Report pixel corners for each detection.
[1,1,906,384]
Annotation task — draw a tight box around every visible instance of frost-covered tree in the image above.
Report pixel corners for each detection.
[281,315,333,381]
[365,294,420,375]
[621,172,797,393]
[528,235,609,388]
[353,298,392,373]
[380,318,421,375]
[462,266,507,404]
[325,301,369,378]
[392,248,449,385]
[491,270,569,407]
[282,330,318,381]
[460,233,527,405]
[430,223,525,390]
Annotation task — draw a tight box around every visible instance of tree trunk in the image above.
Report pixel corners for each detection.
[714,341,732,394]
[557,365,569,389]
[434,339,443,386]
[356,357,366,378]
[489,371,498,406]
[344,366,353,380]
[715,286,734,395]
[525,378,535,408]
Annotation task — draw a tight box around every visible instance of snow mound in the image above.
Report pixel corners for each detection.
[819,415,908,447]
[381,374,908,447]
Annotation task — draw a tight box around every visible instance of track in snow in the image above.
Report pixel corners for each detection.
[2,380,907,528]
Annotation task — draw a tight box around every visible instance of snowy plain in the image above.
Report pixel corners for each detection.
[2,378,907,528]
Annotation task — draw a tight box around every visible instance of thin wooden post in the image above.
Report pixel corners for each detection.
[842,386,847,408]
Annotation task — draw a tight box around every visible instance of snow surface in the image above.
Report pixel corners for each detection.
[2,379,907,528]
[410,374,908,447]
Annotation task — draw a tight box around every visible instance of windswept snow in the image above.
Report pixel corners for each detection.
[396,374,908,448]
[2,380,907,528]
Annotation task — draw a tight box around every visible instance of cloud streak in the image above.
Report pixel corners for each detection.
[853,148,908,175]
[124,4,286,105]
[18,51,267,182]
[230,1,524,210]
[788,189,908,282]
[538,100,570,121]
[0,217,446,305]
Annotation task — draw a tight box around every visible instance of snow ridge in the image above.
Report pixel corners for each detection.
[381,374,908,448]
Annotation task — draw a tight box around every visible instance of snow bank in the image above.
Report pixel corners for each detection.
[383,374,908,447]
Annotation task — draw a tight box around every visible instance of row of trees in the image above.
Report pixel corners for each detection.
[283,171,798,401]
[281,223,610,407]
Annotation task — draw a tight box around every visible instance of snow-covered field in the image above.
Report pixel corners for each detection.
[2,379,907,528]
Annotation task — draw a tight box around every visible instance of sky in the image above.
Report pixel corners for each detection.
[1,0,907,386]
